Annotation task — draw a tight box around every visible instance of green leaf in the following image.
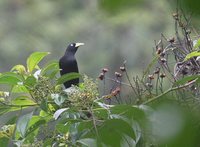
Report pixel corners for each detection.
[0,72,23,85]
[98,119,136,146]
[24,76,37,88]
[110,105,146,121]
[11,65,26,74]
[173,75,200,86]
[5,116,18,125]
[93,107,109,120]
[16,111,33,138]
[43,138,54,147]
[57,72,81,85]
[12,85,29,93]
[41,60,59,78]
[120,134,136,147]
[0,137,9,147]
[0,105,21,116]
[40,99,48,112]
[72,119,93,136]
[12,96,36,106]
[56,121,70,134]
[27,52,50,73]
[184,51,200,61]
[25,117,46,137]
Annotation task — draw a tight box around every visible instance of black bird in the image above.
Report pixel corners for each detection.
[59,42,84,88]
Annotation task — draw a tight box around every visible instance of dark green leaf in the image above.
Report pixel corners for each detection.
[120,134,136,147]
[77,138,97,147]
[93,105,109,120]
[25,119,46,137]
[0,107,10,116]
[16,111,33,138]
[24,76,37,88]
[56,122,70,134]
[0,105,23,116]
[40,99,48,112]
[110,105,146,121]
[98,119,136,146]
[43,138,54,147]
[0,137,9,147]
[57,72,81,85]
[5,116,18,125]
[27,52,50,73]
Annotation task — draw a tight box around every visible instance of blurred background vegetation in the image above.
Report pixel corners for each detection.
[1,0,199,78]
[0,0,199,78]
[0,0,174,78]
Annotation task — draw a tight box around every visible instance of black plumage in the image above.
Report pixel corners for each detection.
[59,43,84,88]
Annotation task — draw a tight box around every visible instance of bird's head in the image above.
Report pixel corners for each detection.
[66,43,84,54]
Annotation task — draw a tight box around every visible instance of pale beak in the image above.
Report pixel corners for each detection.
[75,43,84,47]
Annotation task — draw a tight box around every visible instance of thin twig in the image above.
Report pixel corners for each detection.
[143,78,197,105]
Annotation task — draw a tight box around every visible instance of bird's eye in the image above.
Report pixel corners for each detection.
[70,44,74,47]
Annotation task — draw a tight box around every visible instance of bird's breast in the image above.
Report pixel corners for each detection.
[59,56,78,75]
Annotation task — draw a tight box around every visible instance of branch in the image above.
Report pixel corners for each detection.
[143,78,197,105]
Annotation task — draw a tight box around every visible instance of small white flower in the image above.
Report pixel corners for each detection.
[51,93,59,100]
[196,56,200,62]
[53,108,69,120]
[33,70,41,79]
[4,92,9,97]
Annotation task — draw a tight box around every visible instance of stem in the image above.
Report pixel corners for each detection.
[105,77,132,87]
[89,108,99,138]
[124,70,138,95]
[143,78,197,105]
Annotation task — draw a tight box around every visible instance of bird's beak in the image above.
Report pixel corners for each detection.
[75,43,84,48]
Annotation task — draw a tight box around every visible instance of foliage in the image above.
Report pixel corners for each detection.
[0,51,146,146]
[0,12,200,147]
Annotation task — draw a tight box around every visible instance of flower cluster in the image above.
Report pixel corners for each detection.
[67,75,99,109]
[31,76,54,103]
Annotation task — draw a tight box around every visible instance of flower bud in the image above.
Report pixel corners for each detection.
[120,66,126,72]
[148,74,154,80]
[98,73,104,80]
[160,58,167,63]
[115,72,122,78]
[168,37,175,43]
[102,68,108,73]
[111,87,120,96]
[160,73,166,78]
[145,83,153,88]
[154,67,160,74]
